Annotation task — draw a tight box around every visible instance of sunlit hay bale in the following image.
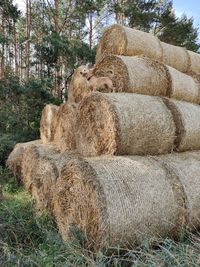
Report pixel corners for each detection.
[53,102,77,152]
[53,156,187,251]
[161,42,190,73]
[94,55,200,104]
[154,150,200,232]
[68,66,92,103]
[6,140,41,183]
[76,92,176,156]
[96,24,163,63]
[21,143,57,192]
[166,66,200,104]
[94,55,169,96]
[96,24,200,75]
[40,104,59,144]
[188,50,200,75]
[31,149,77,214]
[169,99,200,152]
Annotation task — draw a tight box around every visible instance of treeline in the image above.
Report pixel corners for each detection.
[0,0,199,99]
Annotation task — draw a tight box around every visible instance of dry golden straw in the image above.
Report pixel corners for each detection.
[96,24,200,75]
[76,92,176,156]
[94,55,200,104]
[54,151,200,251]
[6,140,41,183]
[40,104,59,144]
[52,102,77,152]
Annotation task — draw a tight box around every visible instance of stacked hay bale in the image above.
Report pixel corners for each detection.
[7,24,200,252]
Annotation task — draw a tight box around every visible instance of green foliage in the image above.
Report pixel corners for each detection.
[0,75,60,165]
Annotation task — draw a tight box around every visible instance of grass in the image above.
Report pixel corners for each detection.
[1,166,200,266]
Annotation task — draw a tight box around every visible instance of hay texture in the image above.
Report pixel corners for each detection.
[40,104,59,144]
[96,24,200,75]
[94,55,200,104]
[54,153,199,250]
[169,99,200,152]
[96,24,162,63]
[21,143,56,192]
[6,140,41,183]
[76,93,176,156]
[52,102,76,152]
[68,66,92,103]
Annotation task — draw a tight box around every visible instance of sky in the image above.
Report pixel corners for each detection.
[13,0,200,28]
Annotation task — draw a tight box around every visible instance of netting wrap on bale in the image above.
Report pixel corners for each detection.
[94,55,200,104]
[76,93,176,156]
[96,24,163,63]
[6,140,41,183]
[52,102,77,152]
[96,24,200,75]
[40,104,59,144]
[54,154,199,251]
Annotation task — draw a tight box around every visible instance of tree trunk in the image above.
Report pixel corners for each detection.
[25,0,31,80]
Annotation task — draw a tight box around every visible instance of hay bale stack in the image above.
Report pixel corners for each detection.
[53,102,77,152]
[6,140,41,183]
[96,24,200,75]
[94,55,200,104]
[76,92,176,156]
[40,104,59,144]
[96,24,162,63]
[21,143,57,192]
[53,155,190,251]
[170,100,200,152]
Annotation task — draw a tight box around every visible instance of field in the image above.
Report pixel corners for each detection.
[1,167,200,267]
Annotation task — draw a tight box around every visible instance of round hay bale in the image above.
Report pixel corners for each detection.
[6,140,41,183]
[21,143,57,192]
[94,55,169,96]
[155,151,200,232]
[53,156,186,251]
[169,99,200,152]
[53,102,77,152]
[188,50,200,74]
[96,24,162,63]
[166,66,200,104]
[161,42,190,73]
[76,93,176,156]
[40,104,59,144]
[31,150,77,213]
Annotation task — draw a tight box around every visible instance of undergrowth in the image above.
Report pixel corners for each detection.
[1,167,200,266]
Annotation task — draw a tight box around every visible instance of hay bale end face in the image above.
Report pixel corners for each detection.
[53,102,77,152]
[76,93,176,156]
[6,140,41,183]
[40,104,59,144]
[54,156,187,251]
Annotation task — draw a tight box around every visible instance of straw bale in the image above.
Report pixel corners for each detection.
[21,143,57,192]
[188,50,200,74]
[30,148,77,213]
[154,151,200,231]
[53,155,188,250]
[76,92,176,156]
[94,55,169,96]
[96,24,162,63]
[169,99,200,152]
[6,140,41,183]
[166,66,200,104]
[161,42,190,73]
[53,102,77,152]
[94,55,200,103]
[40,104,59,144]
